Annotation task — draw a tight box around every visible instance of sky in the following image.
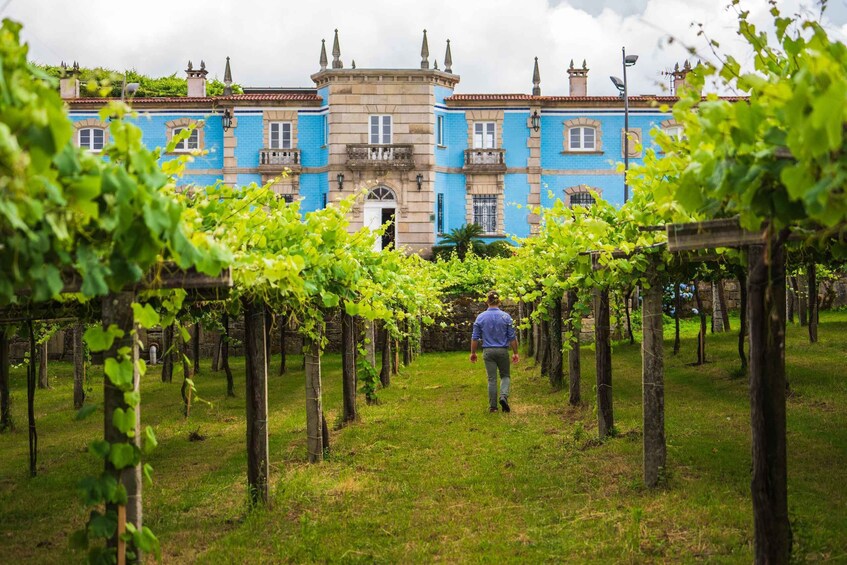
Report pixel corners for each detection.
[6,0,847,97]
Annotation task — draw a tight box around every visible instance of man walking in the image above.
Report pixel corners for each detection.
[470,291,519,412]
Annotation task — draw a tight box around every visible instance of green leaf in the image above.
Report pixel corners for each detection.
[75,403,99,421]
[111,407,136,436]
[69,528,89,550]
[84,325,124,353]
[88,440,111,459]
[143,463,154,485]
[142,426,158,454]
[108,442,137,469]
[104,357,134,388]
[124,390,141,408]
[134,526,162,560]
[87,510,117,539]
[131,302,161,329]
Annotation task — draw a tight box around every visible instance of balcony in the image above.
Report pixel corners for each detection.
[463,148,506,173]
[346,144,415,171]
[259,148,301,174]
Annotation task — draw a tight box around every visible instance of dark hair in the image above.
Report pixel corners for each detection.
[487,291,500,305]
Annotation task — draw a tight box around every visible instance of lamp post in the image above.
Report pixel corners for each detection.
[610,47,638,203]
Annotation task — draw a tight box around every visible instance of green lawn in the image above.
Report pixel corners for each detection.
[1,312,846,563]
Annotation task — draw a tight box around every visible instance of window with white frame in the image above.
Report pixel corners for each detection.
[78,128,105,152]
[172,127,200,151]
[664,125,683,140]
[472,195,497,234]
[437,193,444,233]
[269,122,292,149]
[473,122,496,149]
[437,115,445,146]
[322,115,328,146]
[369,115,392,144]
[569,126,596,151]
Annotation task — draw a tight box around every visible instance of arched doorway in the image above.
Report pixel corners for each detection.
[363,186,396,251]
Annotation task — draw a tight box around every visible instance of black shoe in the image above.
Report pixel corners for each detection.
[489,407,498,413]
[499,397,511,413]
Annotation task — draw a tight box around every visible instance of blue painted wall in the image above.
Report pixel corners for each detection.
[299,172,328,214]
[503,112,530,168]
[299,113,328,168]
[436,112,467,168]
[233,113,263,168]
[504,173,530,239]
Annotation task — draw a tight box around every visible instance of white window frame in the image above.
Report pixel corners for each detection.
[663,125,684,140]
[569,126,596,151]
[437,115,445,147]
[472,195,498,235]
[172,127,200,152]
[78,127,105,152]
[369,115,392,145]
[473,122,496,149]
[269,122,292,149]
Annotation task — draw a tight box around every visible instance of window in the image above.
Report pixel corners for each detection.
[565,185,600,208]
[269,122,292,149]
[437,115,445,146]
[664,125,683,140]
[279,193,295,204]
[78,128,105,152]
[473,122,496,149]
[173,127,200,152]
[321,192,328,208]
[569,191,595,208]
[569,126,596,151]
[370,115,392,144]
[437,193,444,233]
[472,195,497,234]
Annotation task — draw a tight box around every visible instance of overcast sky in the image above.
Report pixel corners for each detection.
[7,0,847,97]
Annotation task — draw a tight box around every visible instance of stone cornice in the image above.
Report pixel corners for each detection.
[311,68,460,89]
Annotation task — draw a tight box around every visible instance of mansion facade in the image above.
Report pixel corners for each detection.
[62,31,710,256]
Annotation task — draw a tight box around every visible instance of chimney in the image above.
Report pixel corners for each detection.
[59,61,80,99]
[567,59,588,97]
[186,60,208,97]
[672,60,700,97]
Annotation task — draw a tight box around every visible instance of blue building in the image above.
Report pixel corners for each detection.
[63,31,705,257]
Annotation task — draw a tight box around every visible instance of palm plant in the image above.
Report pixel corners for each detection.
[440,223,485,260]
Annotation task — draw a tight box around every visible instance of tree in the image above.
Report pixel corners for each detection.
[440,224,485,260]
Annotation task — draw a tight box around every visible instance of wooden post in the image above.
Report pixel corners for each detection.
[101,292,142,558]
[211,331,221,372]
[222,313,234,397]
[180,329,193,418]
[718,280,731,332]
[38,339,49,389]
[539,318,550,378]
[243,299,269,505]
[549,296,564,390]
[392,337,399,375]
[786,277,795,324]
[797,275,808,326]
[808,263,818,343]
[161,325,173,383]
[379,325,391,388]
[279,315,287,376]
[341,310,357,423]
[642,263,665,487]
[364,319,376,368]
[0,328,10,431]
[594,287,614,438]
[624,288,635,344]
[192,322,201,375]
[747,242,791,563]
[264,306,273,375]
[525,302,535,358]
[673,281,681,356]
[402,317,412,367]
[27,320,37,477]
[304,328,324,463]
[566,290,581,406]
[694,280,707,365]
[739,272,748,373]
[73,323,86,410]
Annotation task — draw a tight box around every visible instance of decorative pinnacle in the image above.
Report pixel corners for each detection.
[433,59,439,70]
[319,38,328,71]
[444,39,453,73]
[582,59,587,70]
[569,59,574,70]
[532,57,541,96]
[223,56,233,96]
[352,59,356,69]
[200,60,206,70]
[187,60,193,71]
[332,29,343,69]
[421,29,429,69]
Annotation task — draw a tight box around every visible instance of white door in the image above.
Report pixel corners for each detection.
[364,186,397,252]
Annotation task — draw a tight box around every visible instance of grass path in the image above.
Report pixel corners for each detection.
[1,314,846,562]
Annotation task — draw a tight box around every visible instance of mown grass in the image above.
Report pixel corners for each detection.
[1,312,846,563]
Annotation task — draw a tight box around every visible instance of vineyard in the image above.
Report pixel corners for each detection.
[2,4,847,563]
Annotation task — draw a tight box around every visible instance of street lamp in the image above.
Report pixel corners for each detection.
[337,172,345,190]
[530,110,540,132]
[416,173,424,190]
[222,109,233,132]
[610,47,638,203]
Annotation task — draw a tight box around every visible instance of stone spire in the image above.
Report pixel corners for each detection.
[332,29,343,69]
[223,56,233,96]
[352,60,356,69]
[319,39,328,71]
[444,39,453,73]
[532,57,541,96]
[421,29,429,69]
[433,59,439,70]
